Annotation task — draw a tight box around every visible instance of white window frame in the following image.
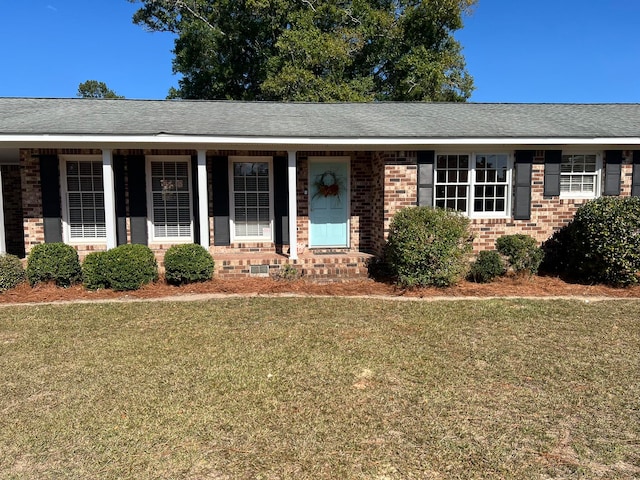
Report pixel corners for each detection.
[59,155,107,244]
[434,152,513,219]
[229,156,274,243]
[559,152,602,199]
[145,155,194,243]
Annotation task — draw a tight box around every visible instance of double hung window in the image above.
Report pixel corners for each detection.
[435,153,511,218]
[560,153,600,198]
[230,157,273,241]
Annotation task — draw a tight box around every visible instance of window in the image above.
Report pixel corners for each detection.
[560,153,601,198]
[61,157,106,241]
[147,156,193,241]
[230,157,273,241]
[435,153,511,218]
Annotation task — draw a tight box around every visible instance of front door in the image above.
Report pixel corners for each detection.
[309,158,349,248]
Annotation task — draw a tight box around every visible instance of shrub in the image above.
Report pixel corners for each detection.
[559,196,640,286]
[164,244,214,285]
[468,250,505,283]
[274,263,302,281]
[101,244,158,291]
[0,254,26,291]
[26,243,82,287]
[82,251,109,290]
[496,234,543,275]
[384,207,472,287]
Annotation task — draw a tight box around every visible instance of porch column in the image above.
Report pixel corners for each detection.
[197,150,210,249]
[102,149,117,250]
[0,167,5,254]
[287,150,298,259]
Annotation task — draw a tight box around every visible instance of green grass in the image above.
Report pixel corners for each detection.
[0,298,639,479]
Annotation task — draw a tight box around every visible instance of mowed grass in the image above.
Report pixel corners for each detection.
[0,298,639,479]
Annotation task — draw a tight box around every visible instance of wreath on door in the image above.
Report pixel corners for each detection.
[313,171,341,198]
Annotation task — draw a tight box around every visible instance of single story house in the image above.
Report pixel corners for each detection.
[0,98,639,278]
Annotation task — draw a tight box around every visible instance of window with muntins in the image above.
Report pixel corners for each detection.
[560,154,599,197]
[149,159,193,240]
[231,160,272,240]
[435,153,511,217]
[64,160,106,240]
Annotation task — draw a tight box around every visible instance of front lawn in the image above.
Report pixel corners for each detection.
[1,298,638,479]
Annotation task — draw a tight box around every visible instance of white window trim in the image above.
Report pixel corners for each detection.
[434,152,513,219]
[59,154,107,245]
[145,155,194,244]
[559,151,602,199]
[229,156,275,243]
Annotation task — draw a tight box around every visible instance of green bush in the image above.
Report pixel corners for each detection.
[0,254,26,292]
[468,250,505,283]
[163,244,214,285]
[557,196,640,286]
[101,244,158,291]
[81,251,109,290]
[384,206,472,287]
[26,243,82,287]
[496,234,543,275]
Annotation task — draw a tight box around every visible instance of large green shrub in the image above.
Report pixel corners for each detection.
[384,207,472,287]
[496,234,543,275]
[163,244,214,285]
[81,251,109,290]
[0,254,26,291]
[26,243,82,287]
[468,250,505,283]
[557,196,640,286]
[101,244,159,291]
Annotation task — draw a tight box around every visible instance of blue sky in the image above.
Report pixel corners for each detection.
[1,0,639,102]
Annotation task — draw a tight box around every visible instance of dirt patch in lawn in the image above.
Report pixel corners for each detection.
[1,275,639,304]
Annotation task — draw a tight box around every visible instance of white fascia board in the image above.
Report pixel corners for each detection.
[1,134,640,149]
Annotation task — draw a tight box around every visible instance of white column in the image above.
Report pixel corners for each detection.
[102,149,117,250]
[197,150,210,249]
[287,150,298,259]
[0,167,6,254]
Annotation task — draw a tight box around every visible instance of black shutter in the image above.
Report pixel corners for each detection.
[39,155,63,243]
[273,156,289,245]
[543,150,562,197]
[212,156,230,246]
[191,155,200,244]
[513,150,534,220]
[633,151,640,197]
[417,150,435,207]
[604,150,622,196]
[113,155,127,245]
[127,155,148,245]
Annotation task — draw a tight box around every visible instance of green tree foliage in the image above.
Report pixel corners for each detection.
[130,0,475,101]
[77,80,124,99]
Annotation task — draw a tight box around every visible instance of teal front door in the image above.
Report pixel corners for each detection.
[309,159,349,247]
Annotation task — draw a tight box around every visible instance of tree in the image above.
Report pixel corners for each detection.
[130,0,475,101]
[77,80,124,99]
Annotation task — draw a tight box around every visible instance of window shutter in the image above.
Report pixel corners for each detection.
[191,155,200,244]
[543,150,562,197]
[417,150,435,207]
[273,156,289,245]
[114,155,127,245]
[212,156,230,246]
[632,151,640,197]
[513,150,534,220]
[127,155,148,245]
[604,150,622,196]
[39,155,63,242]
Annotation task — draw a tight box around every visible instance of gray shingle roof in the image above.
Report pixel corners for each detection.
[1,98,639,139]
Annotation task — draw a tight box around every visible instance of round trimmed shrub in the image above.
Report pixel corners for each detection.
[102,244,158,291]
[0,254,26,291]
[163,244,214,285]
[560,196,640,286]
[384,207,472,287]
[82,251,109,290]
[26,242,82,287]
[496,234,543,275]
[468,250,505,283]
